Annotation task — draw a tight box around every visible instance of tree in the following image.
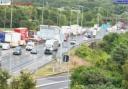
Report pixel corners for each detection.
[10,71,36,89]
[122,62,128,89]
[99,33,121,53]
[71,67,109,86]
[18,71,36,89]
[112,44,128,66]
[0,69,10,89]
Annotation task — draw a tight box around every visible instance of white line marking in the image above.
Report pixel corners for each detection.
[59,87,68,89]
[36,80,70,88]
[36,75,68,81]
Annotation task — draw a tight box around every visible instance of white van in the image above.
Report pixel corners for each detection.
[44,39,59,54]
[2,43,10,50]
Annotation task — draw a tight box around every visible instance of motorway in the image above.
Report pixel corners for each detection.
[0,29,111,75]
[0,32,86,75]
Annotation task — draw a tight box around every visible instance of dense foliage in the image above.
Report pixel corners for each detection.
[0,69,36,89]
[0,0,128,30]
[72,32,128,89]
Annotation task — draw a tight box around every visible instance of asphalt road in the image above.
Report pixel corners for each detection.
[36,74,69,89]
[0,33,86,75]
[0,29,124,75]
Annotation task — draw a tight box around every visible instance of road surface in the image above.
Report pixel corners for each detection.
[0,29,124,75]
[36,74,70,89]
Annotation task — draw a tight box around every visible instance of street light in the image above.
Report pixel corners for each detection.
[4,7,7,30]
[9,0,13,74]
[42,0,45,25]
[70,7,81,25]
[10,0,13,29]
[77,5,85,27]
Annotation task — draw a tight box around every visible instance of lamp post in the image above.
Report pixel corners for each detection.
[77,5,85,27]
[81,6,84,27]
[70,9,72,26]
[42,0,45,25]
[9,0,13,74]
[10,0,13,29]
[4,7,7,30]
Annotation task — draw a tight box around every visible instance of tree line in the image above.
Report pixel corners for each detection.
[0,1,128,30]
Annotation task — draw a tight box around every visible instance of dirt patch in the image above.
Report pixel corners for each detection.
[34,55,91,78]
[69,55,91,69]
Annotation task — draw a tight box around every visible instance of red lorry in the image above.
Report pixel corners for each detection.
[14,27,29,46]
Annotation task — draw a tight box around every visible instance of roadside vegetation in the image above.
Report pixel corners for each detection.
[0,69,36,89]
[71,32,128,89]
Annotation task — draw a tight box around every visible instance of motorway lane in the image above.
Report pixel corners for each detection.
[0,37,73,75]
[0,33,90,75]
[0,29,108,75]
[1,44,45,73]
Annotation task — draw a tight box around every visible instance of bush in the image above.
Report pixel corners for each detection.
[112,44,128,66]
[86,84,123,89]
[71,66,122,88]
[99,33,121,54]
[71,67,109,86]
[75,44,92,59]
[75,44,109,64]
[71,84,85,89]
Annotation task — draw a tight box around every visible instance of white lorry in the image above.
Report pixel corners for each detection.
[5,32,21,47]
[44,39,59,54]
[37,25,64,44]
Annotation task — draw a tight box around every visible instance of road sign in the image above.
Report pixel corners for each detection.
[0,0,11,5]
[113,0,128,4]
[63,55,69,62]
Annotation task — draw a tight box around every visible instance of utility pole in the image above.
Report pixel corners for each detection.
[9,0,13,74]
[70,10,72,26]
[77,10,79,25]
[4,6,7,30]
[10,0,13,29]
[81,7,84,27]
[42,0,45,25]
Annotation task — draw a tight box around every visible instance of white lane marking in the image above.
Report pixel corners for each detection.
[36,80,70,88]
[37,75,69,81]
[59,87,68,89]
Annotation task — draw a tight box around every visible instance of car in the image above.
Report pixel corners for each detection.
[87,31,93,38]
[13,46,22,55]
[70,40,76,45]
[2,43,10,50]
[44,49,53,55]
[31,48,38,54]
[83,36,88,41]
[26,41,35,51]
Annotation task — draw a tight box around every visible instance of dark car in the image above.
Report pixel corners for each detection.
[44,49,53,55]
[70,40,76,45]
[13,46,22,55]
[87,31,93,38]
